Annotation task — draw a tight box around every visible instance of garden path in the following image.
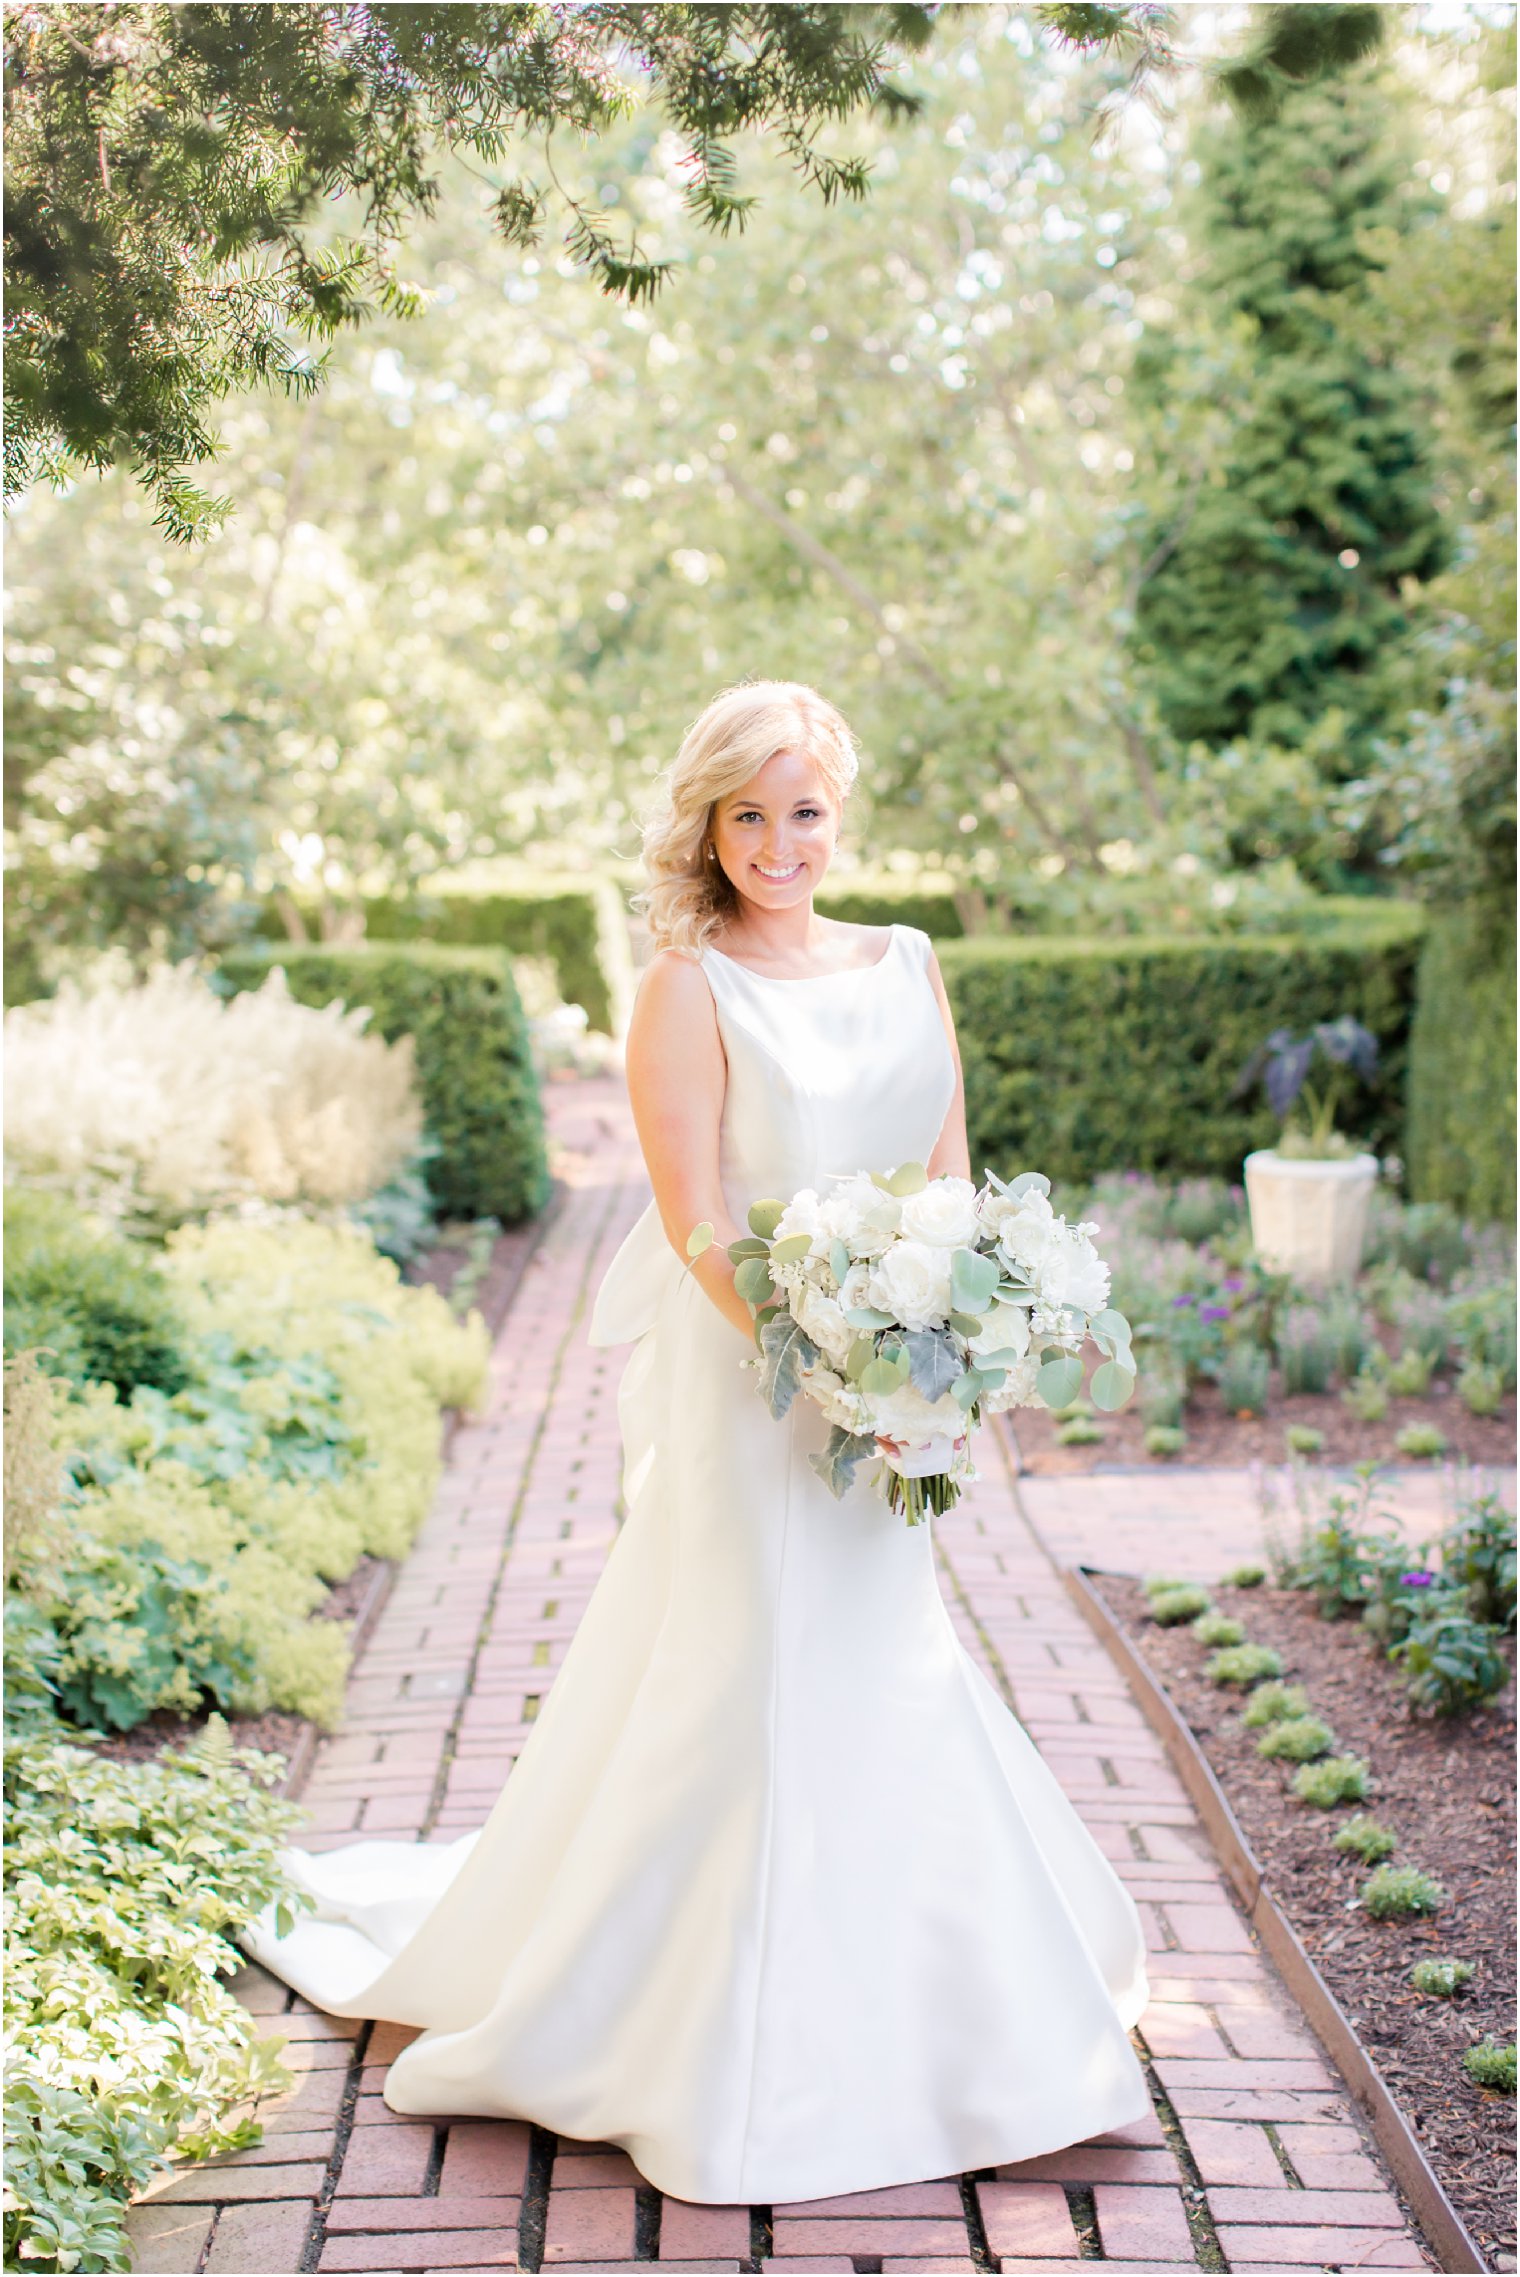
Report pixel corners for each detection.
[130,1077,1449,2277]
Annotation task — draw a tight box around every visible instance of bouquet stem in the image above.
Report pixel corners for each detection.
[884,1468,962,1526]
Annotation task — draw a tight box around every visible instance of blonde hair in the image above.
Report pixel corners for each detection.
[636,680,860,955]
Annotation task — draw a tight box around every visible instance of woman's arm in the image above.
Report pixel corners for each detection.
[623,950,755,1339]
[924,947,972,1182]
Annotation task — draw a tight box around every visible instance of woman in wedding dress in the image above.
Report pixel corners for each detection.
[242,678,1153,2205]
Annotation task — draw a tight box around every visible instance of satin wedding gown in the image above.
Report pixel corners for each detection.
[242,921,1153,2204]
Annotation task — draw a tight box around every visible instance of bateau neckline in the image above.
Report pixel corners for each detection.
[703,923,899,984]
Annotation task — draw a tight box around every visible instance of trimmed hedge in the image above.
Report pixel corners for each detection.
[216,943,549,1224]
[259,879,628,1034]
[1406,903,1516,1227]
[939,912,1426,1190]
[816,885,965,937]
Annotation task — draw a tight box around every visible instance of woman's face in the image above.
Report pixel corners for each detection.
[709,747,842,917]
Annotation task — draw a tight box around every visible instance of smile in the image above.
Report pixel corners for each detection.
[753,862,804,881]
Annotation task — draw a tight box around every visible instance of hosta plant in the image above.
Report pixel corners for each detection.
[1389,1610,1509,1716]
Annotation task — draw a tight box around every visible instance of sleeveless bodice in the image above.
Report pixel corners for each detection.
[589,925,956,1345]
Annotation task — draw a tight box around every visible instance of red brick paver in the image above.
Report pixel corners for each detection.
[127,1077,1441,2275]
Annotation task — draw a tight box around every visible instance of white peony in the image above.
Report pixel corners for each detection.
[979,1355,1043,1412]
[1035,1230,1111,1316]
[774,1188,822,1247]
[816,1172,901,1259]
[863,1239,953,1332]
[898,1176,981,1249]
[969,1299,1031,1363]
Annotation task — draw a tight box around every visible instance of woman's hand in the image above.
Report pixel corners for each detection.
[623,950,755,1340]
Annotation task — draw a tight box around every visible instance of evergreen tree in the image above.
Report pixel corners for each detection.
[1129,42,1452,774]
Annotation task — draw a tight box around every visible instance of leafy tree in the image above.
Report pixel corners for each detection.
[1128,27,1453,781]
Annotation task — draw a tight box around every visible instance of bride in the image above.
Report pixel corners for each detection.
[242,678,1153,2205]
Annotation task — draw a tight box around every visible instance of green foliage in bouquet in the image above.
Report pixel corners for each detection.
[218,943,549,1224]
[4,1719,307,2275]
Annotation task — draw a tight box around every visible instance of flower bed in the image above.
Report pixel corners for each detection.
[1087,1568,1516,2268]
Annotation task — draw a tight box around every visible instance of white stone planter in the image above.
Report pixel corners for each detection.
[1243,1148,1380,1288]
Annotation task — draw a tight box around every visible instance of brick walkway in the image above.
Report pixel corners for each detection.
[130,1078,1449,2277]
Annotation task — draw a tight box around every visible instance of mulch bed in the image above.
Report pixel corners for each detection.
[1091,1572,1517,2271]
[1012,1318,1516,1475]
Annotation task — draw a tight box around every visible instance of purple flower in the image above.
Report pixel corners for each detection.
[1223,1276,1246,1292]
[1200,1304,1230,1321]
[1400,1570,1437,1587]
[1171,1294,1195,1307]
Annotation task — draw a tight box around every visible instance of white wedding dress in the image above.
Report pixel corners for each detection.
[242,921,1152,2204]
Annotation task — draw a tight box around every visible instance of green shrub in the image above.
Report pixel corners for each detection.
[217,942,549,1224]
[1217,1343,1270,1417]
[1149,1584,1214,1625]
[1333,1814,1398,1863]
[940,915,1423,1189]
[1144,1423,1188,1458]
[1207,1643,1286,1687]
[1441,1493,1516,1630]
[1056,1415,1105,1445]
[1395,1422,1446,1459]
[4,1192,190,1399]
[3,1721,305,2274]
[1321,1294,1373,1384]
[1137,1367,1187,1430]
[1276,1311,1336,1397]
[1342,1366,1390,1423]
[816,883,966,938]
[1242,1679,1314,1726]
[1285,1423,1326,1456]
[1461,2036,1516,2091]
[1406,903,1515,1229]
[1456,1360,1506,1417]
[1222,1562,1267,1587]
[1142,1572,1190,1596]
[1389,1609,1509,1715]
[1292,1754,1370,1806]
[1192,1610,1246,1646]
[1386,1345,1435,1396]
[1256,1714,1335,1760]
[1360,1862,1447,1918]
[1410,1957,1474,1996]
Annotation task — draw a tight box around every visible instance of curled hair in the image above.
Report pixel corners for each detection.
[636,680,860,955]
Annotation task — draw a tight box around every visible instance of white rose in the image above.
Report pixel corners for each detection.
[774,1188,821,1247]
[794,1283,855,1369]
[898,1176,982,1249]
[864,1239,954,1333]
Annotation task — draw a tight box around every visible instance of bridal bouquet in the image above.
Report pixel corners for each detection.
[687,1163,1134,1523]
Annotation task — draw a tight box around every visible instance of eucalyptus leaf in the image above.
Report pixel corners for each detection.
[727,1236,770,1262]
[884,1159,928,1196]
[734,1256,775,1306]
[1090,1358,1136,1412]
[905,1328,963,1400]
[948,1310,985,1339]
[756,1317,818,1420]
[844,1334,877,1383]
[1037,1353,1084,1409]
[950,1247,1001,1314]
[685,1221,713,1259]
[844,1305,895,1330]
[769,1232,815,1265]
[808,1426,879,1499]
[1092,1307,1132,1346]
[829,1239,851,1286]
[859,1354,909,1396]
[1007,1171,1052,1199]
[952,1371,983,1412]
[748,1198,786,1240]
